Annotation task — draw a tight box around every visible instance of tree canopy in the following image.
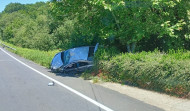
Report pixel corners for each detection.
[3,3,26,13]
[0,0,189,52]
[50,0,190,52]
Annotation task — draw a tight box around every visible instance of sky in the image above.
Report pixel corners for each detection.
[0,0,50,12]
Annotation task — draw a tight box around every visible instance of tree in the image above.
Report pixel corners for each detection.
[50,0,104,47]
[50,0,147,52]
[50,0,190,52]
[3,3,25,13]
[0,2,56,51]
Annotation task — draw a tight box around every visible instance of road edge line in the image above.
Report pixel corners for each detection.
[0,48,114,111]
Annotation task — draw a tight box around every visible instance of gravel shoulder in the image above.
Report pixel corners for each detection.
[92,81,190,111]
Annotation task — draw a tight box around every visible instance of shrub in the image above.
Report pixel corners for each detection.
[96,50,190,98]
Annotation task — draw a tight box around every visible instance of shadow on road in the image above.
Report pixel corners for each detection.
[48,71,82,78]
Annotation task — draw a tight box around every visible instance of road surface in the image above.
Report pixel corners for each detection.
[0,47,164,111]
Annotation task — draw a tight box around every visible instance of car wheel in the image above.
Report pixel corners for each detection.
[51,68,58,73]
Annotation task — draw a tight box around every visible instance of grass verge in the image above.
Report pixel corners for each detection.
[0,40,59,68]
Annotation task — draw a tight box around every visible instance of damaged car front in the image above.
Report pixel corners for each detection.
[51,43,98,73]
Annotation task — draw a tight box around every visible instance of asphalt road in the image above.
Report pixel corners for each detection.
[0,47,164,111]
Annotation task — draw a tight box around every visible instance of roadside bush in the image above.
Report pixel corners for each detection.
[96,50,190,98]
[90,46,120,75]
[94,46,120,61]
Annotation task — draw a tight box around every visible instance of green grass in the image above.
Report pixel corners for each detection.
[0,40,59,68]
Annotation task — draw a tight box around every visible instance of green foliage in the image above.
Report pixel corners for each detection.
[4,3,25,13]
[95,46,120,60]
[1,0,189,51]
[50,0,190,51]
[0,2,55,51]
[94,49,190,97]
[0,41,59,68]
[52,19,76,49]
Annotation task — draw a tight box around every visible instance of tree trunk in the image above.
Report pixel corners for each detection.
[112,12,120,29]
[127,43,131,53]
[131,42,136,53]
[127,42,136,53]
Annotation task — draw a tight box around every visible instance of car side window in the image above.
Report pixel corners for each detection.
[88,47,95,58]
[61,52,64,63]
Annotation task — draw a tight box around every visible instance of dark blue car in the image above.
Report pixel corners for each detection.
[51,43,99,73]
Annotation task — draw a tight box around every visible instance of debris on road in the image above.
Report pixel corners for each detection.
[48,81,54,86]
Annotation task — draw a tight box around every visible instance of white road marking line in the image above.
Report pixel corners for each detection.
[0,48,114,111]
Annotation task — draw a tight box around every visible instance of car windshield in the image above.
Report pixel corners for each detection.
[63,47,90,65]
[51,52,63,69]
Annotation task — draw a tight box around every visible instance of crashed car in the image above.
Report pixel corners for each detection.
[51,43,99,73]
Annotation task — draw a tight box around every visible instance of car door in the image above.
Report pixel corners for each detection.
[64,63,78,72]
[77,61,91,72]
